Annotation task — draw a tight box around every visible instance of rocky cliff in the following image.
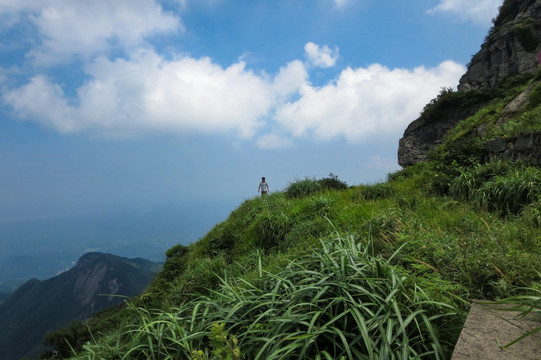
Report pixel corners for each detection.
[458,0,541,91]
[399,0,541,167]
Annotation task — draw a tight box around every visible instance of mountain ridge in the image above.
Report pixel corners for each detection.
[0,252,161,360]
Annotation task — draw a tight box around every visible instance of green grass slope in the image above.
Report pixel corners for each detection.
[45,74,541,359]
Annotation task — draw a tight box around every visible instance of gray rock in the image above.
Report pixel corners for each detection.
[452,302,541,360]
[459,0,541,91]
[398,0,541,167]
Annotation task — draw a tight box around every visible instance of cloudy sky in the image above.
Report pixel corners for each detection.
[0,0,503,222]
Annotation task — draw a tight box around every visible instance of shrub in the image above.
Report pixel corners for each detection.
[285,178,322,199]
[473,167,541,213]
[523,198,541,226]
[418,87,499,128]
[253,209,290,250]
[450,161,541,214]
[82,235,460,359]
[356,182,395,200]
[526,82,541,110]
[317,173,348,191]
[450,160,514,201]
[492,0,519,29]
[513,18,538,52]
[285,174,347,199]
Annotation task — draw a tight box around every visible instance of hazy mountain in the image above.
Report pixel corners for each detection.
[0,202,231,284]
[0,252,161,360]
[0,291,9,303]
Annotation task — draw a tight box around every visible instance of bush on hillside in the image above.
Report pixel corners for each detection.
[81,235,460,359]
[317,173,348,190]
[450,160,541,214]
[285,174,347,199]
[419,87,500,128]
[355,182,395,200]
[285,178,322,199]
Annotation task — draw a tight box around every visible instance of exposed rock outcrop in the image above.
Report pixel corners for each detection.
[398,105,475,167]
[398,0,541,167]
[485,132,541,165]
[458,0,541,91]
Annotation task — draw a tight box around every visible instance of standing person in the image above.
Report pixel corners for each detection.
[258,177,269,196]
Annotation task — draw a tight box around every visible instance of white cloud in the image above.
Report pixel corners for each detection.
[272,60,309,98]
[304,42,339,68]
[4,75,78,133]
[1,0,181,64]
[256,133,293,150]
[4,50,274,138]
[3,50,466,148]
[273,60,466,143]
[428,0,504,26]
[330,0,350,8]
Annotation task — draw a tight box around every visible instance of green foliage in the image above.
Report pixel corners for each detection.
[317,173,348,190]
[285,174,348,199]
[57,167,541,359]
[42,321,89,359]
[418,87,500,128]
[526,81,541,110]
[450,161,541,214]
[523,198,541,226]
[192,323,242,360]
[285,177,323,199]
[42,303,129,359]
[354,182,395,200]
[78,235,461,359]
[512,18,538,52]
[491,0,519,29]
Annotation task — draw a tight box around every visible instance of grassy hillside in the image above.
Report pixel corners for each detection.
[44,73,541,359]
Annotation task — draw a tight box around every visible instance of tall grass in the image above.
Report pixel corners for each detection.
[49,161,541,358]
[77,234,459,359]
[450,161,541,214]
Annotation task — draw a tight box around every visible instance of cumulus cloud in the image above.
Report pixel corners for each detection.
[1,0,181,64]
[428,0,503,26]
[272,60,309,98]
[304,42,339,68]
[4,50,274,138]
[273,60,465,142]
[3,49,465,148]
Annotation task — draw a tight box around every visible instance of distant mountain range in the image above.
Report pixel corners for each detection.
[0,291,10,303]
[0,252,161,360]
[0,202,230,284]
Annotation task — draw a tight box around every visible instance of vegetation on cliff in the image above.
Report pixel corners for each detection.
[43,7,541,355]
[44,133,540,359]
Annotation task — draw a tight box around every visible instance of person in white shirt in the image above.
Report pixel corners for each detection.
[258,177,270,196]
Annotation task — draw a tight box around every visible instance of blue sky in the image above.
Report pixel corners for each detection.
[0,0,504,223]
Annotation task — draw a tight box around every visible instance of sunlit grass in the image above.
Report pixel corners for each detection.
[77,234,460,359]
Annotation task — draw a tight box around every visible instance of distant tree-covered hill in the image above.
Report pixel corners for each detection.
[0,252,161,360]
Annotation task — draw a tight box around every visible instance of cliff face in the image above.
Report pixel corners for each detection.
[459,0,541,91]
[398,0,541,167]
